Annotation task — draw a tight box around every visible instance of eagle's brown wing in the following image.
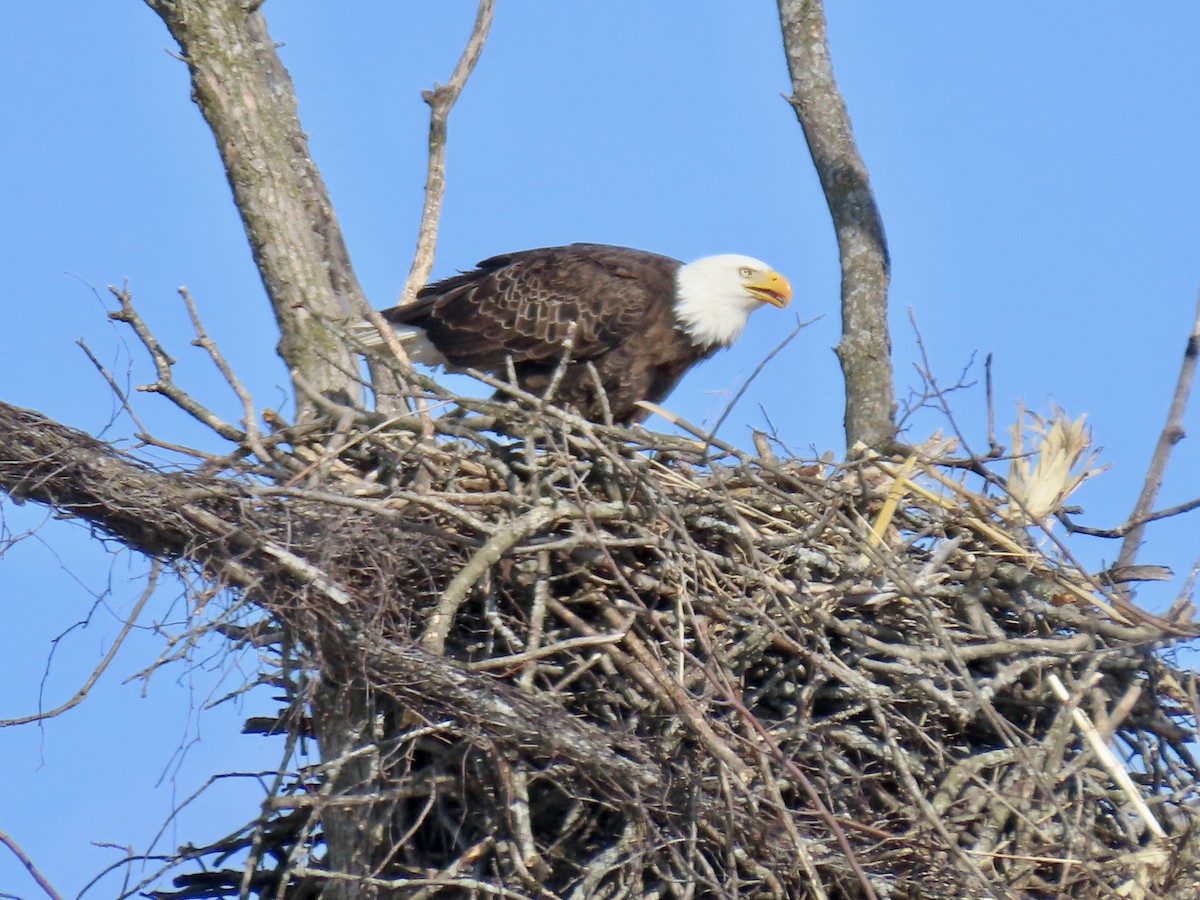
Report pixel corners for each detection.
[383,244,681,369]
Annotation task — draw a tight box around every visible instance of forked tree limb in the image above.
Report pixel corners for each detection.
[144,0,364,419]
[777,0,895,452]
[399,0,494,307]
[1115,291,1200,575]
[365,0,494,415]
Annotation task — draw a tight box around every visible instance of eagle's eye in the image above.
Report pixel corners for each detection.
[738,266,754,278]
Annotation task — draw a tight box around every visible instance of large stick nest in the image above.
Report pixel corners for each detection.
[125,383,1200,900]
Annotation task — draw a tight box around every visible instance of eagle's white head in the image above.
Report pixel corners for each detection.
[674,254,792,347]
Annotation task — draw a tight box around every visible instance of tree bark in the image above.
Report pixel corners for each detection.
[777,0,895,451]
[144,0,365,418]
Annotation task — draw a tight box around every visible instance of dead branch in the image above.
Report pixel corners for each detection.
[0,562,159,727]
[177,287,273,465]
[1064,493,1200,539]
[0,827,62,900]
[777,0,895,451]
[358,0,493,420]
[1115,290,1200,573]
[108,286,244,444]
[144,0,364,418]
[0,399,659,803]
[423,502,574,655]
[399,0,494,307]
[705,315,816,447]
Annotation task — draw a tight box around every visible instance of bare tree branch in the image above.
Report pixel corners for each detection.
[364,0,493,416]
[0,400,659,800]
[399,0,494,306]
[1062,494,1200,539]
[0,828,62,900]
[777,0,895,451]
[144,0,364,419]
[0,563,159,727]
[1115,290,1200,574]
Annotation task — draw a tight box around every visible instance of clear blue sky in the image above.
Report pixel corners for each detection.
[3,4,1199,896]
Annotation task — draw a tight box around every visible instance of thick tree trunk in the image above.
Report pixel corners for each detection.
[145,0,365,418]
[138,5,381,890]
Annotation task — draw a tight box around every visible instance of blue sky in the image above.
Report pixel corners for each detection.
[3,4,1199,896]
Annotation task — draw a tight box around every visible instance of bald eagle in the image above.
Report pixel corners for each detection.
[365,243,791,423]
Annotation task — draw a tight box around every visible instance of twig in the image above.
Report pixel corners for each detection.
[296,864,534,898]
[704,315,816,448]
[0,563,159,727]
[108,286,244,443]
[583,361,614,426]
[422,502,569,655]
[551,598,752,780]
[636,401,744,461]
[1115,290,1200,573]
[176,504,353,607]
[251,483,496,534]
[178,287,272,465]
[76,339,150,437]
[985,351,1002,455]
[1046,673,1166,839]
[541,321,580,405]
[469,628,631,672]
[0,828,62,900]
[466,365,615,436]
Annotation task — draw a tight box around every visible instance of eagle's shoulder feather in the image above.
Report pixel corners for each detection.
[387,244,681,367]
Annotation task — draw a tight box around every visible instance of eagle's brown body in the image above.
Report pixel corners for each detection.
[383,244,712,423]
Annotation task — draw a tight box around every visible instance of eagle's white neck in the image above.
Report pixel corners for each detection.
[673,255,766,348]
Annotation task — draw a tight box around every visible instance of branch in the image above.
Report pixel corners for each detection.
[1063,493,1200,539]
[143,0,364,419]
[776,0,895,451]
[1046,673,1166,838]
[0,400,660,801]
[177,287,273,465]
[704,315,816,448]
[0,563,159,727]
[362,0,493,415]
[1115,290,1200,573]
[399,0,494,305]
[108,287,243,443]
[422,502,564,655]
[0,828,62,900]
[359,634,660,798]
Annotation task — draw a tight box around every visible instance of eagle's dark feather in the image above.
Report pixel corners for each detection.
[383,244,711,423]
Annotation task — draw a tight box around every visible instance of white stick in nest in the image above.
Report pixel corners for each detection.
[1046,672,1166,840]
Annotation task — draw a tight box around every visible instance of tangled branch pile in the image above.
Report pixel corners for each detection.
[74,370,1188,900]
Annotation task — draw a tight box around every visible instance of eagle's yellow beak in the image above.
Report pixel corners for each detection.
[746,270,792,308]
